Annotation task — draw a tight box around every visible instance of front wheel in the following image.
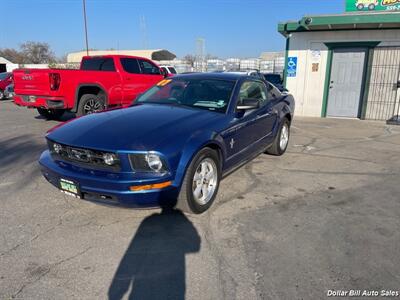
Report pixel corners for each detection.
[265,118,290,156]
[37,108,65,120]
[368,3,375,10]
[0,90,4,100]
[176,148,220,214]
[357,3,364,10]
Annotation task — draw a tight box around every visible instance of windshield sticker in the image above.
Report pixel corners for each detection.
[157,79,172,86]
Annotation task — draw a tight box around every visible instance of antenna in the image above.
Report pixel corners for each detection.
[140,15,148,49]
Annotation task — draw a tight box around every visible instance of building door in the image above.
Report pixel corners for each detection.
[327,49,366,118]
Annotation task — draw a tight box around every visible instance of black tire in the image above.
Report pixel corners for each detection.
[357,3,364,10]
[175,147,221,214]
[368,3,375,10]
[265,118,290,156]
[77,94,105,117]
[0,90,4,100]
[37,108,65,120]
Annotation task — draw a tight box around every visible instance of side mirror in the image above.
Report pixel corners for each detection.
[159,68,168,78]
[236,98,260,111]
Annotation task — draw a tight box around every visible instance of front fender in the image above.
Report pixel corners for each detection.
[173,130,227,189]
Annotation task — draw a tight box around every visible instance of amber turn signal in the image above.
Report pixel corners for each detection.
[130,181,172,191]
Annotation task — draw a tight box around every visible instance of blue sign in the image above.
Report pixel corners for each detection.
[287,57,297,78]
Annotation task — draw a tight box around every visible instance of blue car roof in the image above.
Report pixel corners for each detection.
[172,72,248,81]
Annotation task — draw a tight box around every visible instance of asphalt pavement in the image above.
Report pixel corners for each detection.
[1,99,400,299]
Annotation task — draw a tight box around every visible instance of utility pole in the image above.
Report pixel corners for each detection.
[196,38,206,72]
[83,0,89,56]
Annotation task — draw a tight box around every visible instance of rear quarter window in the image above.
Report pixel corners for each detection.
[81,57,116,71]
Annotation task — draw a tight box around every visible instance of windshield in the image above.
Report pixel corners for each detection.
[0,73,10,80]
[136,78,235,113]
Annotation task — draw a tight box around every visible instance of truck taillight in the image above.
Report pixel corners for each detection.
[49,73,61,91]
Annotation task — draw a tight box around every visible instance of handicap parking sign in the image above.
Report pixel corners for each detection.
[287,57,297,78]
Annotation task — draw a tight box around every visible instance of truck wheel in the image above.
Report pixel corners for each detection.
[37,108,65,120]
[175,147,221,214]
[357,3,364,10]
[265,118,290,156]
[77,94,105,116]
[368,3,375,10]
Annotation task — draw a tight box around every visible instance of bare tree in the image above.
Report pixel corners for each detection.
[183,54,196,68]
[0,48,25,64]
[20,41,57,64]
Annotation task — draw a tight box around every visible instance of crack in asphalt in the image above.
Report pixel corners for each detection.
[11,247,92,298]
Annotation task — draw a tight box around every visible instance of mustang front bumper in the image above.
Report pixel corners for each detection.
[39,150,178,207]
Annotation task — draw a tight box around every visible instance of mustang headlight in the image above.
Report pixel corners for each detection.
[53,143,62,154]
[129,153,168,173]
[103,153,118,166]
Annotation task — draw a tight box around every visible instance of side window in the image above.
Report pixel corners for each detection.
[81,57,115,71]
[101,58,115,71]
[120,58,141,74]
[138,59,161,75]
[238,81,268,106]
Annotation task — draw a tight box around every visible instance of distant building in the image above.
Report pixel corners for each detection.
[0,57,19,73]
[67,49,176,63]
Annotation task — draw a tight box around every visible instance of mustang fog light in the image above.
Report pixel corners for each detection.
[146,154,163,172]
[103,153,118,166]
[53,143,62,154]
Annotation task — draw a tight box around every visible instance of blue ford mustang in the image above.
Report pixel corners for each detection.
[39,73,294,214]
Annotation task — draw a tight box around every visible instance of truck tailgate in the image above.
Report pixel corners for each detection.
[13,69,52,95]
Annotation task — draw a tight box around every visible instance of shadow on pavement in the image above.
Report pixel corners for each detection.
[34,110,76,122]
[0,135,45,174]
[108,207,201,300]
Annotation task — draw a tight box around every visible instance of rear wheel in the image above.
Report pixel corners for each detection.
[357,3,364,10]
[77,94,105,116]
[265,118,290,156]
[175,148,220,214]
[0,90,4,100]
[368,3,375,10]
[37,108,65,120]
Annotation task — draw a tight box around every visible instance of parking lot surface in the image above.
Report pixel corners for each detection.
[1,99,400,299]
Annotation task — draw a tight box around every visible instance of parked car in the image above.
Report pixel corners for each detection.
[0,72,13,100]
[4,84,14,99]
[39,73,295,214]
[224,69,265,80]
[263,73,286,92]
[159,65,177,77]
[13,55,165,119]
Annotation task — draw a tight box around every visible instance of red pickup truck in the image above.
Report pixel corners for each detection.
[13,55,165,119]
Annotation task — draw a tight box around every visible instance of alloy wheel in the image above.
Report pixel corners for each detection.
[192,158,218,205]
[280,123,289,151]
[83,99,103,115]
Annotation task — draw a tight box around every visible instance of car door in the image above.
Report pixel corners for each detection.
[137,58,164,90]
[119,57,147,105]
[253,81,279,147]
[223,80,272,166]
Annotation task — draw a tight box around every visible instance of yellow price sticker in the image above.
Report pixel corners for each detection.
[157,79,172,86]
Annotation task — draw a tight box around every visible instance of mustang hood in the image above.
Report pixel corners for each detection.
[47,104,224,151]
